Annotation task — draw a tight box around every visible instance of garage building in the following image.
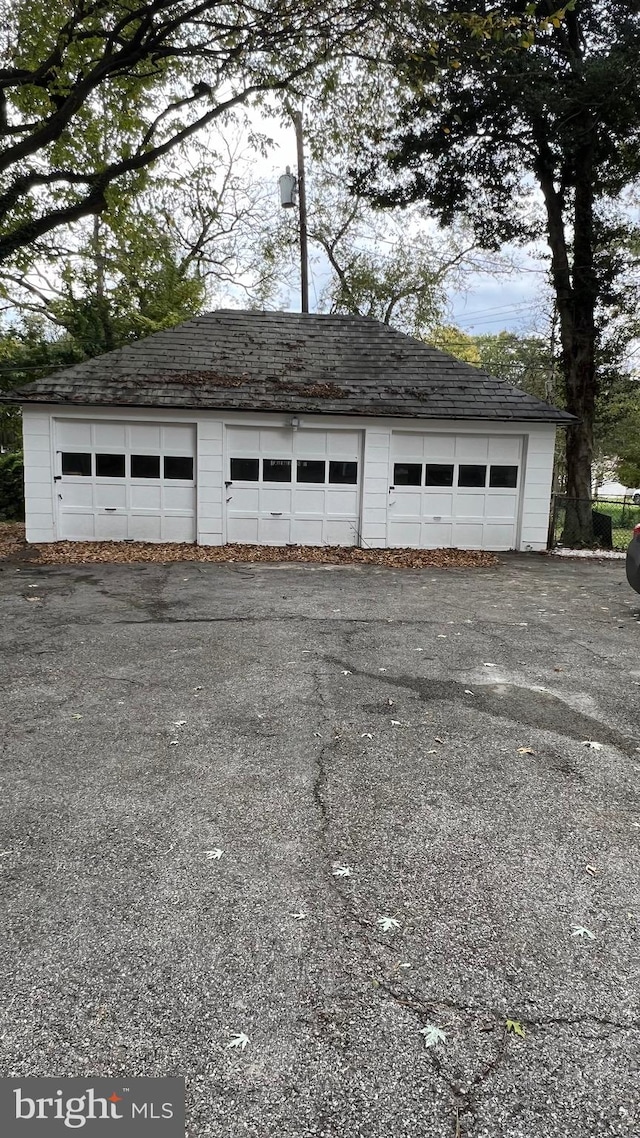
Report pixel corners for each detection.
[3,310,572,552]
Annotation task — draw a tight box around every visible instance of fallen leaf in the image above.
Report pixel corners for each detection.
[169,739,179,745]
[173,720,187,728]
[205,849,223,860]
[378,916,400,932]
[434,737,445,745]
[341,670,352,676]
[226,1032,249,1050]
[313,731,322,737]
[390,719,402,726]
[464,689,475,696]
[378,667,387,672]
[425,749,437,754]
[70,714,83,720]
[387,699,395,706]
[437,634,447,639]
[419,1023,447,1048]
[571,924,595,939]
[581,740,602,750]
[361,733,373,739]
[505,1018,526,1038]
[397,962,412,969]
[291,911,306,920]
[517,747,535,755]
[332,863,353,878]
[194,686,203,691]
[585,864,597,876]
[483,663,498,668]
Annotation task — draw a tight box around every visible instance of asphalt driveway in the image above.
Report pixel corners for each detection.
[0,554,638,1137]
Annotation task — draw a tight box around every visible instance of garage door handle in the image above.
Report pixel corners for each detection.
[105,508,117,512]
[270,511,283,516]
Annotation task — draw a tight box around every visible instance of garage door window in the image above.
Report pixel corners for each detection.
[231,457,259,481]
[458,464,487,488]
[425,463,454,487]
[394,462,422,486]
[164,456,194,480]
[96,453,125,478]
[131,454,160,478]
[329,461,358,484]
[489,465,518,488]
[61,452,92,476]
[297,459,326,483]
[263,458,291,482]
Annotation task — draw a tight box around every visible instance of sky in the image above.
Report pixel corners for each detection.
[255,112,549,337]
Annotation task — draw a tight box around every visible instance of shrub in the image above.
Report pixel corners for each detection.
[0,450,25,520]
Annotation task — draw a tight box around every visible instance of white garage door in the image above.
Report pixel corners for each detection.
[389,433,522,551]
[226,426,361,546]
[55,419,196,542]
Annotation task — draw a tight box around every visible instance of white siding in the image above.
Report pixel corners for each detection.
[519,425,557,550]
[19,406,558,552]
[197,419,224,545]
[22,408,55,542]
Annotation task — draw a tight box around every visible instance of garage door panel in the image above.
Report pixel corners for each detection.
[291,518,324,544]
[164,485,195,510]
[326,489,359,516]
[260,428,293,454]
[62,512,96,539]
[293,489,325,513]
[393,492,422,516]
[63,482,93,507]
[424,436,455,461]
[483,524,516,549]
[423,492,454,516]
[260,488,291,512]
[95,513,128,540]
[452,523,485,548]
[94,484,127,508]
[328,430,359,456]
[231,487,259,512]
[489,436,520,462]
[56,420,92,447]
[456,493,486,518]
[456,436,488,461]
[388,521,421,547]
[392,432,424,460]
[163,516,195,542]
[131,484,162,509]
[131,515,163,542]
[227,517,258,543]
[297,430,326,455]
[326,520,357,545]
[162,425,194,451]
[487,494,519,519]
[258,517,290,544]
[422,522,453,547]
[94,422,126,448]
[130,424,162,449]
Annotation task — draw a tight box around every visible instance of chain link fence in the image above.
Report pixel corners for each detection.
[549,495,640,552]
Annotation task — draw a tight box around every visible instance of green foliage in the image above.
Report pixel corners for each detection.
[0,450,24,520]
[350,0,640,536]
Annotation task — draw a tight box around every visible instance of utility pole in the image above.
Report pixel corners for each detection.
[291,108,309,313]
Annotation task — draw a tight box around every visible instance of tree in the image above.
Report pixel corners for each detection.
[0,0,374,264]
[355,0,640,544]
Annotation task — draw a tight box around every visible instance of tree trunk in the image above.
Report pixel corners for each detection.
[534,122,597,545]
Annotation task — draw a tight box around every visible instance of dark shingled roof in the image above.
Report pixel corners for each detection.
[0,309,573,423]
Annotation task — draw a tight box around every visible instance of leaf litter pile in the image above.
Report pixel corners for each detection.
[0,523,497,569]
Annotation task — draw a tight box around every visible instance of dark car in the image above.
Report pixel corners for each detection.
[626,523,640,594]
